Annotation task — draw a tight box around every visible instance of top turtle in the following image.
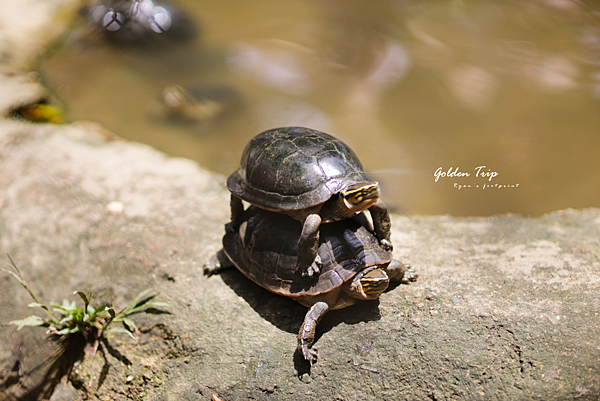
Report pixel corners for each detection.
[227,127,392,276]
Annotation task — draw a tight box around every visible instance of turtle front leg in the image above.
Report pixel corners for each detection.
[369,199,393,251]
[298,301,330,364]
[230,194,245,227]
[296,213,322,276]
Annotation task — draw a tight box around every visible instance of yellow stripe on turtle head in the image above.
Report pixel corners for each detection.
[341,182,380,211]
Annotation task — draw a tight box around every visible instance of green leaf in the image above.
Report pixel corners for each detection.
[62,299,77,311]
[127,288,156,311]
[145,301,170,308]
[74,291,89,305]
[49,302,68,312]
[121,318,137,332]
[10,315,46,330]
[1,268,27,288]
[105,326,136,340]
[76,291,90,315]
[28,302,44,308]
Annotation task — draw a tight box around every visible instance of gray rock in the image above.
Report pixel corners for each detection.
[0,110,599,401]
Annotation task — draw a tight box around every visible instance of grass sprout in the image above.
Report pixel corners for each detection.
[3,255,170,340]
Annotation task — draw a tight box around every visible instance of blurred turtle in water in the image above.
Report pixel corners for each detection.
[148,84,242,124]
[87,0,197,44]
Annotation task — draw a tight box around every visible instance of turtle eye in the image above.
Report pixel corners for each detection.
[359,269,389,296]
[343,183,380,208]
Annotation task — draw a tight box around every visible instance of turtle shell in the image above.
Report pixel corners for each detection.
[222,207,392,298]
[227,127,375,211]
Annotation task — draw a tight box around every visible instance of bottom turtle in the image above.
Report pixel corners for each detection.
[205,207,417,363]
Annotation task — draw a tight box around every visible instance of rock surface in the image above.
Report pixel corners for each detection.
[0,0,79,71]
[0,2,599,401]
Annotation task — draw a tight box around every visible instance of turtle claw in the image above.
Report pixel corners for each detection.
[203,250,232,276]
[380,239,393,252]
[300,344,318,364]
[203,256,221,276]
[299,254,322,277]
[401,264,419,284]
[301,264,319,277]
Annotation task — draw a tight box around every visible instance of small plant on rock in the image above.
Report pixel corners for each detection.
[1,255,170,400]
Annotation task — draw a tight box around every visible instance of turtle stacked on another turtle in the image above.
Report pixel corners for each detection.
[226,126,393,276]
[205,126,415,363]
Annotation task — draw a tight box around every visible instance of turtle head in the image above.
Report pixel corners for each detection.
[344,267,390,300]
[360,268,390,297]
[341,182,380,212]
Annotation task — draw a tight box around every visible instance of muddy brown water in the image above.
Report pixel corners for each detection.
[39,0,600,216]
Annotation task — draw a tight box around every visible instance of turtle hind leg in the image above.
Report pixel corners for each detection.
[296,213,322,277]
[203,249,233,276]
[385,259,418,283]
[297,301,330,364]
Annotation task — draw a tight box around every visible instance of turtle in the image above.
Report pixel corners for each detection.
[148,84,241,123]
[88,0,196,44]
[227,126,392,276]
[204,206,416,364]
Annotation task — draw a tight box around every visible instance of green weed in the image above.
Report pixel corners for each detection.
[3,255,169,340]
[1,255,171,399]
